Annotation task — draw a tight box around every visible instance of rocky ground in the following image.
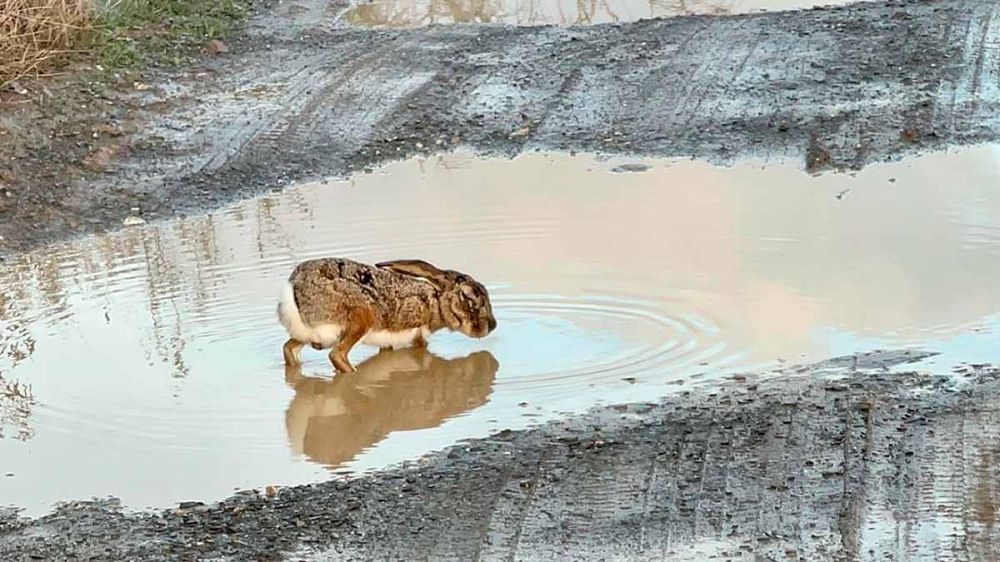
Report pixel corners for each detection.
[0,0,998,255]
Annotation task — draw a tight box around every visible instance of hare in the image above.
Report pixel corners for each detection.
[277,258,497,372]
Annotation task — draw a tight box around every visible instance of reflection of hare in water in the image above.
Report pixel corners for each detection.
[284,348,499,468]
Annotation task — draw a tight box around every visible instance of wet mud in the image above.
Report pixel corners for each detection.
[1,0,999,558]
[1,0,1000,252]
[1,354,998,561]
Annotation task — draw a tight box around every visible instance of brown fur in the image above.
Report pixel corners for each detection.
[282,258,496,372]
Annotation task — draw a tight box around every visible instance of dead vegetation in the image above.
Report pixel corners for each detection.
[1,0,249,91]
[0,0,93,89]
[0,374,33,441]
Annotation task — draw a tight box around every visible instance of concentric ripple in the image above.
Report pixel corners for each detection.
[487,294,736,391]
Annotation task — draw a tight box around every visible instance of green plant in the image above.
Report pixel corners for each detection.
[91,0,249,69]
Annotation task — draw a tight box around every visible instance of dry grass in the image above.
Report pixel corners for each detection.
[0,0,94,89]
[0,374,33,441]
[1,1,250,89]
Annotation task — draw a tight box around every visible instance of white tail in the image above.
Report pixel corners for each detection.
[277,282,343,347]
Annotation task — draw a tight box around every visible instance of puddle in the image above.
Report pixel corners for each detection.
[2,146,1000,515]
[339,0,859,28]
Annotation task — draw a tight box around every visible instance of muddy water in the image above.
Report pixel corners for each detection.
[340,0,858,28]
[2,146,1000,516]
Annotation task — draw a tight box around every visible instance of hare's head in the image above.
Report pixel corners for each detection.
[377,259,497,338]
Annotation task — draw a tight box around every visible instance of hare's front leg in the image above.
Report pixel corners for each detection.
[283,338,305,366]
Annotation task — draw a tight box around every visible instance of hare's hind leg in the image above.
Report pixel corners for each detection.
[283,338,305,366]
[330,309,375,373]
[330,328,362,373]
[329,320,369,374]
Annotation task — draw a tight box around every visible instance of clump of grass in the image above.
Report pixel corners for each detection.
[0,0,249,89]
[92,0,249,69]
[0,0,93,89]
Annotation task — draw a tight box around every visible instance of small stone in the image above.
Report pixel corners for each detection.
[81,145,118,172]
[806,137,831,173]
[123,215,146,227]
[96,124,125,137]
[611,163,650,173]
[205,40,229,55]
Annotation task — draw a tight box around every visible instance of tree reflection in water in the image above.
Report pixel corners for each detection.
[342,0,735,28]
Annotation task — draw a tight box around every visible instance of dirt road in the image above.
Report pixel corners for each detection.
[1,0,999,253]
[2,1,1000,560]
[2,352,998,561]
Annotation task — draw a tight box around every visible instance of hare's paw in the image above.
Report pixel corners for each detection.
[283,339,305,366]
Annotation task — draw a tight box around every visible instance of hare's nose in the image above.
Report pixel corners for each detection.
[487,317,497,332]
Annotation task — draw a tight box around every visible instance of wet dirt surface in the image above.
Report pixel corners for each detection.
[1,1,1000,559]
[338,0,858,28]
[1,0,1000,254]
[3,147,999,520]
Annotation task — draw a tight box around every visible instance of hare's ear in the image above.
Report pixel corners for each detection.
[377,259,452,289]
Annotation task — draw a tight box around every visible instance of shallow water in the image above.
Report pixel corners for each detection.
[340,0,858,28]
[1,146,999,516]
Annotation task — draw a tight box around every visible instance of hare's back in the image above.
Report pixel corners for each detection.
[290,259,384,326]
